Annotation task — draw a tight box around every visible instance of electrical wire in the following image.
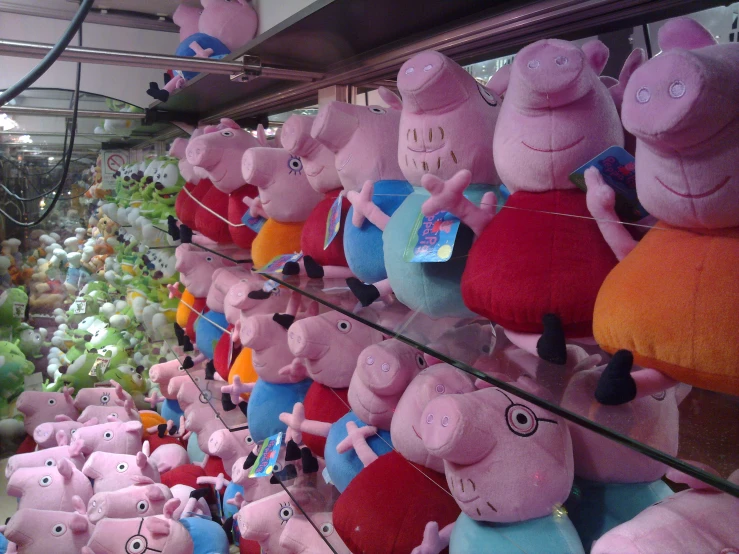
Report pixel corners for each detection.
[0,0,94,106]
[0,156,92,201]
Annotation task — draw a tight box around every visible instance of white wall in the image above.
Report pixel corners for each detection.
[0,13,179,107]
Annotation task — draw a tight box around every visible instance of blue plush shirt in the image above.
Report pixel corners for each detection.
[180,516,230,554]
[247,379,313,443]
[194,310,228,360]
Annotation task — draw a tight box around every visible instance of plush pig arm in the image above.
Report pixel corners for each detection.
[335,420,380,467]
[188,41,214,59]
[347,181,391,230]
[242,195,269,220]
[421,170,498,237]
[584,167,638,261]
[221,375,255,407]
[411,521,455,554]
[279,402,333,444]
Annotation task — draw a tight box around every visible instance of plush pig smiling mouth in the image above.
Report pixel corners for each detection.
[305,166,325,178]
[656,175,730,199]
[407,143,446,154]
[337,154,352,172]
[522,135,584,153]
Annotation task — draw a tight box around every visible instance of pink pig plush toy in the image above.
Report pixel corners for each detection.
[279,513,352,554]
[82,451,161,494]
[15,388,78,435]
[0,507,94,554]
[586,17,739,403]
[87,481,173,523]
[6,457,93,512]
[71,418,144,455]
[5,431,86,477]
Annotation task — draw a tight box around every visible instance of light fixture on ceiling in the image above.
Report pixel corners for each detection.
[0,113,19,131]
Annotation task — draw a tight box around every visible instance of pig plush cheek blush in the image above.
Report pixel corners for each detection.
[416,385,583,554]
[2,508,94,553]
[590,18,739,402]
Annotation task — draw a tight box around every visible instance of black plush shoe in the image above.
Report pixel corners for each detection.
[536,313,567,365]
[221,392,236,412]
[595,350,637,405]
[167,215,180,241]
[303,256,325,279]
[282,261,300,276]
[272,313,296,330]
[179,225,193,244]
[346,277,380,307]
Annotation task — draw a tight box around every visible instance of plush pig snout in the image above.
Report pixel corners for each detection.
[2,515,32,547]
[287,322,330,360]
[420,395,494,464]
[356,342,423,395]
[311,102,360,153]
[281,115,315,155]
[397,50,469,112]
[186,140,220,170]
[239,315,272,350]
[241,148,273,189]
[87,497,107,523]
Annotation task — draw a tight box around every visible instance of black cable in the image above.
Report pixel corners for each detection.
[0,0,94,106]
[1,156,92,201]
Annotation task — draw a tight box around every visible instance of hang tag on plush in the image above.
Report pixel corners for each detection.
[569,146,649,223]
[404,210,460,263]
[242,212,267,234]
[13,303,25,319]
[324,191,345,249]
[256,253,303,274]
[262,279,280,293]
[23,373,43,392]
[71,299,87,314]
[248,432,283,478]
[89,357,110,377]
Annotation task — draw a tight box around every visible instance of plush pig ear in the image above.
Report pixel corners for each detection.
[658,17,717,52]
[486,64,511,97]
[219,118,241,131]
[162,498,182,521]
[131,475,155,485]
[146,486,166,502]
[582,40,609,75]
[666,461,721,490]
[56,429,70,446]
[136,451,149,469]
[58,457,74,480]
[123,397,135,415]
[125,421,144,434]
[69,513,89,533]
[113,380,127,400]
[142,440,151,457]
[607,48,646,109]
[600,76,618,88]
[55,414,73,422]
[378,86,403,111]
[145,516,172,536]
[63,387,74,403]
[71,494,87,515]
[83,418,98,427]
[256,124,269,147]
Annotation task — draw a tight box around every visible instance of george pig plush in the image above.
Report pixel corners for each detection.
[280,114,354,279]
[32,416,90,449]
[279,513,352,554]
[15,388,78,435]
[185,119,261,248]
[0,507,94,554]
[87,481,173,522]
[422,37,626,364]
[413,381,583,553]
[241,146,324,268]
[591,465,739,553]
[82,450,161,494]
[180,516,230,554]
[284,309,385,456]
[311,98,412,284]
[5,431,86,477]
[347,51,506,318]
[561,366,689,550]
[333,363,475,554]
[6,458,93,512]
[73,382,131,411]
[586,17,739,402]
[71,418,144,455]
[82,499,195,554]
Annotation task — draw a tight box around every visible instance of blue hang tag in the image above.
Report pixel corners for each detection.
[324,191,345,250]
[404,210,461,263]
[248,432,283,478]
[242,212,267,233]
[569,146,649,222]
[262,279,281,293]
[256,252,303,274]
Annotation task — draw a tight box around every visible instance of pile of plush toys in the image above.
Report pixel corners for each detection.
[2,15,738,554]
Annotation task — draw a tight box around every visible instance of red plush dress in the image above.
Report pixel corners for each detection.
[176,179,211,229]
[461,189,618,337]
[228,185,259,249]
[300,189,351,267]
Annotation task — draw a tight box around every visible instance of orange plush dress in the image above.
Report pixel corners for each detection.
[227,347,259,402]
[593,222,739,396]
[176,289,196,328]
[250,219,304,269]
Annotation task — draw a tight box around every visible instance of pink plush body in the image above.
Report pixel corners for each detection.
[33,418,85,449]
[229,455,286,501]
[77,403,141,424]
[347,339,428,429]
[82,451,160,494]
[1,508,94,554]
[198,0,257,52]
[16,389,78,435]
[279,513,352,554]
[281,115,341,194]
[239,313,298,383]
[5,441,86,478]
[149,443,190,473]
[207,267,251,313]
[71,419,144,455]
[87,483,173,523]
[6,458,93,512]
[223,278,288,326]
[149,359,189,401]
[172,4,201,42]
[73,386,131,411]
[166,368,206,401]
[175,243,237,298]
[85,514,194,554]
[206,427,253,473]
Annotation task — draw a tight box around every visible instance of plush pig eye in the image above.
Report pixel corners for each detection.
[136,500,149,512]
[48,398,57,405]
[506,404,538,436]
[132,374,143,385]
[117,462,129,472]
[320,522,335,536]
[244,435,254,444]
[477,84,498,107]
[415,354,426,369]
[273,462,282,472]
[435,384,445,394]
[51,523,67,536]
[100,394,110,404]
[221,130,234,137]
[652,391,666,401]
[45,458,55,467]
[206,256,213,262]
[278,502,294,523]
[126,535,148,553]
[636,87,651,104]
[39,475,53,487]
[287,156,303,175]
[336,320,352,333]
[103,430,114,441]
[368,106,386,115]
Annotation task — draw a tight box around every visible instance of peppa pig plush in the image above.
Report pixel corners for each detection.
[280,114,354,279]
[173,129,206,231]
[241,146,324,268]
[311,99,412,283]
[82,451,161,494]
[347,51,506,318]
[5,432,86,477]
[71,418,144,455]
[6,458,93,512]
[586,17,739,402]
[32,416,90,449]
[0,508,94,554]
[15,388,78,435]
[73,383,131,411]
[422,38,626,364]
[279,513,352,554]
[414,382,583,553]
[87,481,173,523]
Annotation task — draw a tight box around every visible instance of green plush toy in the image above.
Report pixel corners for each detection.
[0,340,34,401]
[16,325,50,359]
[0,287,29,340]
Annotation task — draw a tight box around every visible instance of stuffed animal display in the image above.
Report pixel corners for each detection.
[2,14,737,554]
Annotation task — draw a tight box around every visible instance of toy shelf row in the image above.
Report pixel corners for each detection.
[161,259,739,498]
